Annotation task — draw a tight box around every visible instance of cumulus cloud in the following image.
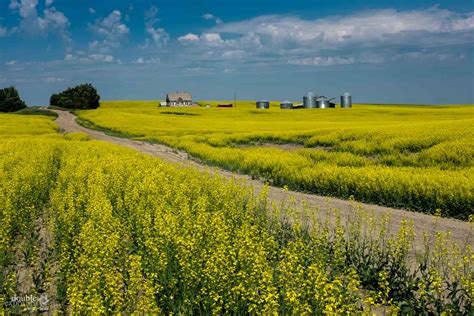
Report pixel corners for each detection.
[214,8,474,46]
[89,7,96,14]
[88,10,129,52]
[178,33,200,43]
[201,32,223,44]
[9,0,70,41]
[143,6,169,47]
[89,10,129,38]
[178,32,225,45]
[202,13,222,24]
[175,7,474,68]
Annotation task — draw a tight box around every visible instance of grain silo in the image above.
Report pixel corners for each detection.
[341,92,352,108]
[256,100,270,109]
[280,100,293,109]
[316,96,332,108]
[303,92,317,108]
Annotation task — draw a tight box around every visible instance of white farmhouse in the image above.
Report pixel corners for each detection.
[166,92,192,107]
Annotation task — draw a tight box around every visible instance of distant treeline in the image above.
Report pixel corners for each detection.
[50,83,100,110]
[0,86,27,112]
[0,83,101,113]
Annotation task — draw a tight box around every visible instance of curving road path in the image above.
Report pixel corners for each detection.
[52,110,473,254]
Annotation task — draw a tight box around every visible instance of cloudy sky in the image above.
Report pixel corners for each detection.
[1,0,473,105]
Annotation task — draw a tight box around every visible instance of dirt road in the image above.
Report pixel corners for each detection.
[53,110,473,253]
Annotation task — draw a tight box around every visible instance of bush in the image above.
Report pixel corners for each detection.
[0,86,27,112]
[15,107,58,117]
[50,83,100,110]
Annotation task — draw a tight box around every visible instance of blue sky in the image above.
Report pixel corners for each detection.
[0,0,473,105]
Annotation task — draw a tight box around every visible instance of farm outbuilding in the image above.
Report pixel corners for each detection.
[166,92,192,107]
[341,92,352,108]
[256,100,270,109]
[280,101,293,109]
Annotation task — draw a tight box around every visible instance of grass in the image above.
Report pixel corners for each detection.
[15,107,58,117]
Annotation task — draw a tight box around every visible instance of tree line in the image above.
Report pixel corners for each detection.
[0,83,100,112]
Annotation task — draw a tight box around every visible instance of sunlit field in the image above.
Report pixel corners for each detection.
[77,101,474,219]
[1,112,473,314]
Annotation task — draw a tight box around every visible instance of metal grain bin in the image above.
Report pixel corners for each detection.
[280,100,293,109]
[316,96,331,108]
[341,92,352,108]
[303,92,317,108]
[256,100,270,109]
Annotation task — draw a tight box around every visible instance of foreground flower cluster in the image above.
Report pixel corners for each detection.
[0,113,473,314]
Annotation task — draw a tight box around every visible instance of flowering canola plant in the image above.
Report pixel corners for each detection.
[0,112,472,314]
[77,102,474,219]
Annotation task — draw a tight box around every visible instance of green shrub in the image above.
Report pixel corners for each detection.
[50,83,100,110]
[0,86,27,112]
[15,107,58,117]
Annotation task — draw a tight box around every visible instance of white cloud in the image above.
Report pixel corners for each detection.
[89,54,115,62]
[143,6,169,47]
[134,57,161,64]
[288,50,466,67]
[288,56,355,66]
[214,8,474,47]
[146,27,169,47]
[0,26,7,37]
[202,13,222,24]
[222,50,245,59]
[65,53,116,63]
[5,60,18,66]
[89,10,129,52]
[177,32,226,47]
[173,7,474,67]
[178,33,200,43]
[41,7,69,30]
[9,0,70,41]
[201,32,223,44]
[44,76,63,83]
[452,12,474,30]
[89,7,96,14]
[89,10,129,38]
[9,0,37,18]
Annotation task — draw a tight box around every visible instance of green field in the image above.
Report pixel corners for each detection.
[77,101,474,219]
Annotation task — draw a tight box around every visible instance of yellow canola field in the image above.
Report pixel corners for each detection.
[1,113,472,314]
[77,102,474,219]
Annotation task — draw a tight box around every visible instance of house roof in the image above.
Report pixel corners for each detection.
[166,92,192,101]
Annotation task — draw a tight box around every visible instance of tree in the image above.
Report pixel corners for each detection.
[50,83,100,109]
[0,86,27,112]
